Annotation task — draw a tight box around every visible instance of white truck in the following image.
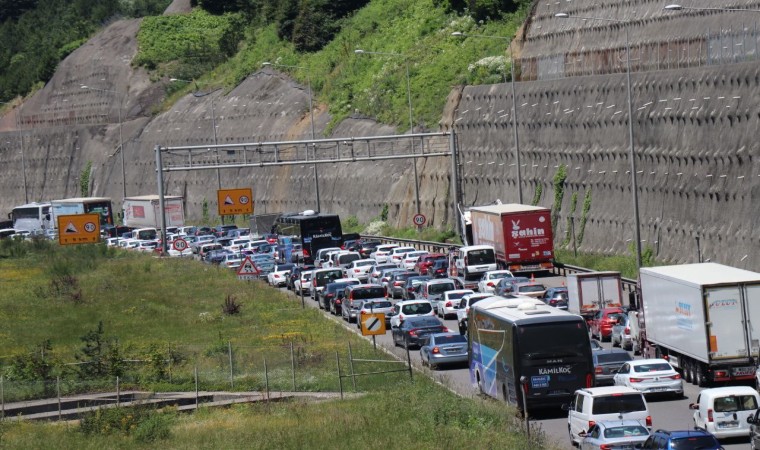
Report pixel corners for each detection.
[123,195,185,229]
[566,271,624,320]
[637,263,760,387]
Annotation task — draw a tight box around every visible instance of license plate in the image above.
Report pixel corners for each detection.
[718,421,739,428]
[733,366,755,376]
[531,375,550,389]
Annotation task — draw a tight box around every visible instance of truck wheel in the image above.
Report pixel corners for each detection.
[683,359,693,384]
[695,364,707,387]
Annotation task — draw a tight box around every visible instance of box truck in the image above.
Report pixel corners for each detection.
[122,195,185,229]
[466,204,554,273]
[637,263,760,386]
[566,271,624,319]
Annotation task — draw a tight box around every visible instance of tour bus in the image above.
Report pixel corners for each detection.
[10,202,52,232]
[50,197,114,227]
[274,210,342,264]
[469,296,594,411]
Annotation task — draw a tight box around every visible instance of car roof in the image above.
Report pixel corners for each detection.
[654,429,715,438]
[446,289,475,295]
[579,386,641,396]
[425,279,455,285]
[697,386,759,396]
[629,358,671,366]
[594,349,631,356]
[594,419,648,428]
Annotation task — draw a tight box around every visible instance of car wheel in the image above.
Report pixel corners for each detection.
[568,425,577,447]
[430,362,437,370]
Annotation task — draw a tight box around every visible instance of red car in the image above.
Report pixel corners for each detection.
[590,307,625,342]
[414,253,447,275]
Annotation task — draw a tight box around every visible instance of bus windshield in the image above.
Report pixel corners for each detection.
[518,322,590,359]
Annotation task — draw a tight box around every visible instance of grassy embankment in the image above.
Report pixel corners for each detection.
[0,238,554,449]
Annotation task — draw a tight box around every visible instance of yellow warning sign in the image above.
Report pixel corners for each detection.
[360,312,387,336]
[217,188,254,216]
[57,214,100,245]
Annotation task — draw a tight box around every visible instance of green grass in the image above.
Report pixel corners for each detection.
[0,378,556,450]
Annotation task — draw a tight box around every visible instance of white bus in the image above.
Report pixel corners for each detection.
[10,202,52,233]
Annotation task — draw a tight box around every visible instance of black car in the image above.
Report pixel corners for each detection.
[592,349,633,385]
[429,259,450,278]
[358,240,381,259]
[320,281,360,314]
[388,271,418,299]
[392,316,448,349]
[402,275,432,300]
[214,224,238,237]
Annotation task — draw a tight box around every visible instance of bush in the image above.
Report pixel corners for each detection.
[80,404,174,442]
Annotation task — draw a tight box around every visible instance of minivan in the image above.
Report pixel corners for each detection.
[315,247,342,268]
[692,386,759,439]
[564,386,651,446]
[310,268,345,299]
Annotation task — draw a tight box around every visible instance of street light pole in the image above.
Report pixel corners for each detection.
[451,32,524,204]
[261,63,320,212]
[354,49,422,223]
[1,101,28,203]
[555,13,643,268]
[81,85,126,199]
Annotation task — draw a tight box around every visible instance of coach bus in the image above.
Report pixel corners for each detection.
[10,202,52,232]
[469,296,594,411]
[51,197,114,227]
[274,210,342,264]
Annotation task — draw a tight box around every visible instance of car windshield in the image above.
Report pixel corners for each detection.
[355,260,374,267]
[713,395,758,412]
[632,363,672,372]
[401,303,433,315]
[352,287,386,299]
[596,353,632,364]
[518,285,546,293]
[591,394,646,414]
[603,425,648,438]
[467,248,495,265]
[447,292,470,300]
[362,301,392,309]
[429,283,455,294]
[670,436,719,449]
[405,316,440,327]
[433,334,467,345]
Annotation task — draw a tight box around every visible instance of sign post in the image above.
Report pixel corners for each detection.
[236,256,260,281]
[57,214,100,245]
[217,188,254,217]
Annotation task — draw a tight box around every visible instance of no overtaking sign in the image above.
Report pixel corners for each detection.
[360,312,386,336]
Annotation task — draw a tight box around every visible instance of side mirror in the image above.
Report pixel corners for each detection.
[561,403,571,412]
[689,403,699,410]
[747,416,755,424]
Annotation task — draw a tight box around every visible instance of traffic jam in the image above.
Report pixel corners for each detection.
[7,200,760,449]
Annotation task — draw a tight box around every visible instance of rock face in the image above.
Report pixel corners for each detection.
[1,3,759,270]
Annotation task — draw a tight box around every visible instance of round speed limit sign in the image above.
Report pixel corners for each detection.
[413,214,426,226]
[173,238,189,252]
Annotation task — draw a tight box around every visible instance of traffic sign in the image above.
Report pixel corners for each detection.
[57,214,100,245]
[413,213,426,226]
[237,256,260,281]
[360,312,387,336]
[172,238,189,253]
[217,188,254,216]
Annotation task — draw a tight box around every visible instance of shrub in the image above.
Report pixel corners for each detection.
[222,294,241,315]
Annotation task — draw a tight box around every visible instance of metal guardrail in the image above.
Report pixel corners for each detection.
[360,234,638,294]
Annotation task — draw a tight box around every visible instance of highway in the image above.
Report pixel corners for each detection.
[276,272,751,449]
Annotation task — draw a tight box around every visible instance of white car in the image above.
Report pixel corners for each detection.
[135,240,157,252]
[691,386,759,438]
[436,289,474,319]
[401,251,428,270]
[267,263,295,287]
[369,263,398,284]
[565,386,651,446]
[371,244,398,264]
[221,253,244,270]
[477,270,514,294]
[389,299,436,328]
[389,246,417,266]
[343,259,375,281]
[226,238,251,253]
[456,293,491,335]
[105,237,121,247]
[612,359,683,397]
[294,270,313,296]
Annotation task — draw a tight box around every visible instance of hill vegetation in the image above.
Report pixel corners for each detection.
[1,0,532,133]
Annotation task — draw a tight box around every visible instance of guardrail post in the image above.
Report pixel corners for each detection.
[264,357,270,402]
[116,376,120,407]
[194,366,199,409]
[406,346,413,381]
[1,375,4,419]
[57,376,61,420]
[348,342,357,391]
[336,350,344,400]
[290,342,296,391]
[228,341,234,389]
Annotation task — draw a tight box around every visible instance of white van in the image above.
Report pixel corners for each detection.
[691,386,759,438]
[565,386,651,446]
[451,245,497,281]
[315,247,342,268]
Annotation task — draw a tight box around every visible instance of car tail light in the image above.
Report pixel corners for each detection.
[442,327,449,332]
[629,377,644,383]
[445,301,452,307]
[714,369,728,378]
[707,409,713,422]
[645,416,652,427]
[585,373,593,388]
[394,281,404,286]
[432,347,440,354]
[595,366,603,374]
[312,278,317,287]
[588,420,596,430]
[667,374,681,380]
[409,329,418,337]
[624,326,630,334]
[599,444,612,450]
[465,307,470,314]
[487,282,494,287]
[335,299,341,305]
[399,314,404,321]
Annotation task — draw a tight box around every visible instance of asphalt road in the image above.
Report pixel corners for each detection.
[276,273,751,449]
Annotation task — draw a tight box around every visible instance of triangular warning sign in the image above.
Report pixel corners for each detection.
[224,195,234,205]
[237,257,260,275]
[65,222,78,233]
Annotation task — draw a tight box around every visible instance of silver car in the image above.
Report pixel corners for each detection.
[355,299,394,329]
[579,420,650,450]
[420,333,468,369]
